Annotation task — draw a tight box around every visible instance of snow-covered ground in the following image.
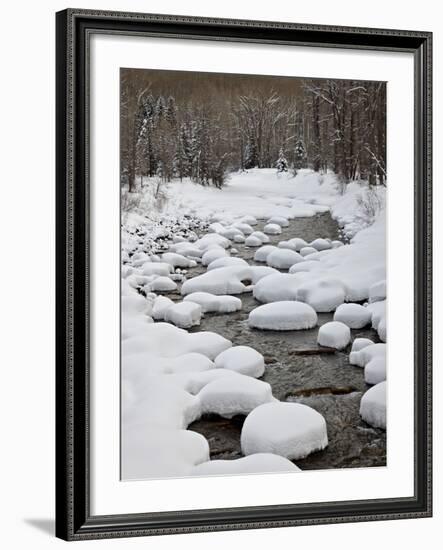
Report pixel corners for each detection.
[121,169,387,479]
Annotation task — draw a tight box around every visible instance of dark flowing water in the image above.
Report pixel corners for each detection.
[167,212,386,471]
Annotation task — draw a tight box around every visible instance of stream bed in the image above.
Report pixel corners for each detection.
[167,211,386,471]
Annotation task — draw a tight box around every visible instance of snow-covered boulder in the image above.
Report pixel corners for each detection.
[366,299,386,330]
[299,246,318,257]
[377,316,387,342]
[333,303,372,328]
[349,343,386,367]
[233,234,246,243]
[198,374,273,418]
[162,252,197,268]
[331,240,344,248]
[169,243,203,258]
[196,233,231,250]
[173,235,187,243]
[263,223,282,235]
[253,273,306,303]
[267,216,289,227]
[249,301,317,331]
[317,321,351,350]
[207,257,248,271]
[249,266,279,283]
[164,302,202,329]
[148,276,178,292]
[233,222,254,235]
[181,266,253,296]
[241,402,328,460]
[249,231,270,244]
[266,249,304,269]
[201,247,229,266]
[297,278,346,312]
[369,279,386,303]
[309,238,332,251]
[288,238,308,251]
[240,215,258,226]
[360,381,386,429]
[218,226,245,240]
[152,296,174,320]
[351,337,374,353]
[277,240,297,251]
[191,453,300,476]
[244,235,262,247]
[141,262,173,277]
[214,346,265,378]
[183,292,242,313]
[254,245,278,263]
[364,356,386,385]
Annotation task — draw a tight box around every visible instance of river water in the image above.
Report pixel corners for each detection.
[168,212,386,471]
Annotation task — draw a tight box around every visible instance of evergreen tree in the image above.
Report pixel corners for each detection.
[244,140,258,169]
[293,138,307,175]
[276,148,289,173]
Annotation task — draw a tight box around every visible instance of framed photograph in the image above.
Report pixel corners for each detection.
[55,9,432,541]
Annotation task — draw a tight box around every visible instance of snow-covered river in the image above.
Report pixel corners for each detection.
[161,212,386,470]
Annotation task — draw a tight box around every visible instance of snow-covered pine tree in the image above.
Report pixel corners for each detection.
[293,138,307,175]
[276,148,289,173]
[244,140,258,169]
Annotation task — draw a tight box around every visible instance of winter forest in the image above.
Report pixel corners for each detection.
[121,68,387,481]
[121,69,386,191]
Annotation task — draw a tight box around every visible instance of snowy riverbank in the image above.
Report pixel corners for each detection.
[121,169,387,480]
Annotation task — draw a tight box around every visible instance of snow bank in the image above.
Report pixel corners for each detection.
[183,292,242,313]
[317,321,351,350]
[199,374,273,418]
[360,381,386,429]
[333,303,372,328]
[214,346,265,378]
[191,453,300,476]
[266,249,304,269]
[241,402,328,460]
[249,301,318,331]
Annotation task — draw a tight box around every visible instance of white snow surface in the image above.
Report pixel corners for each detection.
[241,402,328,460]
[351,337,374,353]
[249,301,318,331]
[214,346,265,378]
[296,278,346,312]
[360,381,386,429]
[317,321,351,350]
[191,453,300,476]
[266,249,304,269]
[254,245,278,263]
[349,343,386,367]
[364,356,387,385]
[164,301,202,328]
[263,223,282,235]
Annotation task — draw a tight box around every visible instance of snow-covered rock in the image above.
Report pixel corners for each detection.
[201,247,229,266]
[333,303,372,328]
[219,226,245,240]
[244,235,262,247]
[191,453,300,476]
[214,346,265,378]
[309,238,332,251]
[360,381,386,429]
[267,216,289,227]
[162,252,197,268]
[196,233,231,250]
[233,234,246,243]
[369,279,386,303]
[169,243,203,258]
[249,266,279,283]
[331,240,344,248]
[173,235,187,244]
[181,266,253,296]
[364,356,387,385]
[263,223,282,235]
[297,278,346,312]
[351,337,374,353]
[349,343,386,367]
[164,302,202,328]
[249,231,270,244]
[141,262,173,276]
[317,321,351,350]
[148,276,178,292]
[233,222,254,235]
[288,238,309,251]
[289,260,321,274]
[266,249,304,269]
[240,215,258,226]
[249,301,317,331]
[299,246,318,257]
[183,292,242,313]
[198,374,273,418]
[241,402,328,460]
[377,316,387,342]
[207,256,248,270]
[254,245,278,263]
[253,273,306,303]
[152,296,174,320]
